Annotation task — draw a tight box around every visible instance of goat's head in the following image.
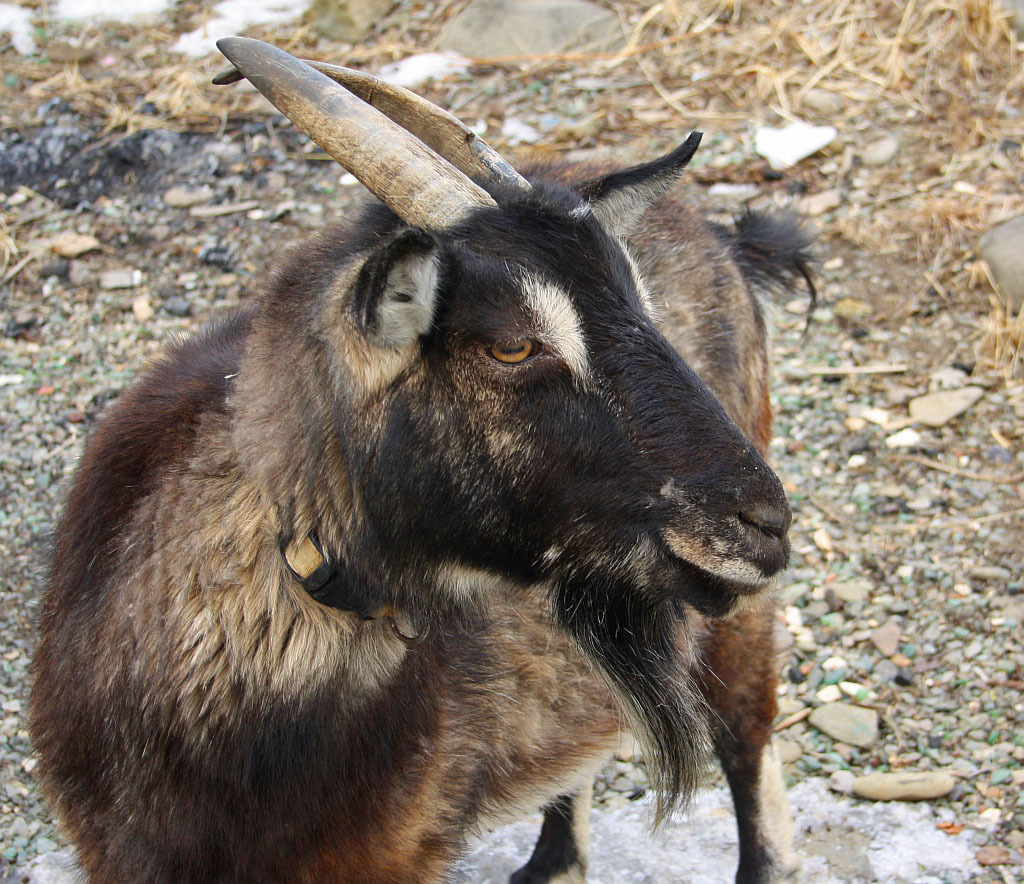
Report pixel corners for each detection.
[218,39,792,811]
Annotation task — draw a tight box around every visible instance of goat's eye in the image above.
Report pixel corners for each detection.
[490,340,535,364]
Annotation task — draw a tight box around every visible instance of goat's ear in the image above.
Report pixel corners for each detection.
[577,132,702,237]
[353,228,440,348]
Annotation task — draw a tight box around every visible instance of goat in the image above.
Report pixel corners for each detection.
[29,38,812,884]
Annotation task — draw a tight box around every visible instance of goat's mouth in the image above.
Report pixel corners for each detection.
[660,516,790,603]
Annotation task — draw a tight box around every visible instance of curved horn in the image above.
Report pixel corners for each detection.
[215,37,496,230]
[214,58,530,195]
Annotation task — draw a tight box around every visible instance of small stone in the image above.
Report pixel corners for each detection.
[131,296,154,322]
[798,189,841,217]
[862,137,899,166]
[778,698,806,717]
[163,185,214,209]
[929,366,968,390]
[871,621,901,657]
[828,769,856,794]
[908,386,984,427]
[776,738,802,764]
[46,39,95,63]
[33,836,58,853]
[164,296,191,317]
[50,232,100,258]
[68,261,91,286]
[813,528,833,552]
[307,0,396,42]
[809,702,878,747]
[830,580,871,603]
[980,213,1024,312]
[970,566,1012,582]
[874,659,898,682]
[885,428,921,449]
[99,269,139,290]
[440,0,622,59]
[833,297,871,321]
[816,684,842,703]
[1007,830,1024,850]
[976,845,1017,866]
[852,771,956,801]
[839,681,876,702]
[801,89,843,116]
[39,258,70,280]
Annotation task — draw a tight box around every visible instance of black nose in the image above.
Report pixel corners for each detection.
[738,498,792,540]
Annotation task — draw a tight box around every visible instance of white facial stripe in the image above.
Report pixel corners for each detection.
[521,275,590,378]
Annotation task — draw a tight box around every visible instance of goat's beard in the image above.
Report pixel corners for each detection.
[552,577,712,823]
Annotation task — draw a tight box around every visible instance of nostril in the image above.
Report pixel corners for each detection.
[738,500,792,540]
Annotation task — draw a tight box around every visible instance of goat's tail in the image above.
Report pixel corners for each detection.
[731,209,818,331]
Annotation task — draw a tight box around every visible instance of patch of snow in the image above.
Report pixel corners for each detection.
[377,52,471,89]
[754,120,838,170]
[454,779,983,883]
[0,2,36,55]
[52,0,174,22]
[171,0,308,57]
[501,117,542,146]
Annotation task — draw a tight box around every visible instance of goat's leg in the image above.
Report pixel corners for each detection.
[509,784,591,884]
[697,607,800,884]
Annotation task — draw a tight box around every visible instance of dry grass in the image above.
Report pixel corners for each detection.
[1,0,1022,370]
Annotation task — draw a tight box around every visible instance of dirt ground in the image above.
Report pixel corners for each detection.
[1,0,1023,880]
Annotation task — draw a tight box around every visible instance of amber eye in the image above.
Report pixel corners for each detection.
[490,340,535,364]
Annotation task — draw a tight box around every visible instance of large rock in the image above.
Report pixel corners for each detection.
[307,0,395,42]
[908,386,984,427]
[439,0,622,59]
[809,702,878,747]
[853,771,956,802]
[980,214,1024,312]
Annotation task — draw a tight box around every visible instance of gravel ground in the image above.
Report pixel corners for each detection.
[2,4,1023,880]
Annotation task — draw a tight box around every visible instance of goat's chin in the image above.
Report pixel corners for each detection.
[551,576,713,821]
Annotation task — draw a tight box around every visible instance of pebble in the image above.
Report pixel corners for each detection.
[49,232,100,258]
[162,185,214,209]
[870,621,901,657]
[163,296,192,317]
[979,213,1024,312]
[908,386,984,427]
[776,738,802,764]
[809,703,878,747]
[862,137,899,167]
[885,427,921,449]
[131,296,154,322]
[833,297,871,321]
[830,580,871,604]
[852,771,956,801]
[801,89,843,116]
[828,770,856,794]
[99,269,140,290]
[970,566,1012,582]
[798,189,841,217]
[976,845,1018,866]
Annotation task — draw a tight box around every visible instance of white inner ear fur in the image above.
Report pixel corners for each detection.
[588,181,666,238]
[371,250,440,349]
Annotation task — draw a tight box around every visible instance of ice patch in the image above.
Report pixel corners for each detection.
[454,779,983,883]
[171,0,308,57]
[377,52,471,89]
[0,3,36,55]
